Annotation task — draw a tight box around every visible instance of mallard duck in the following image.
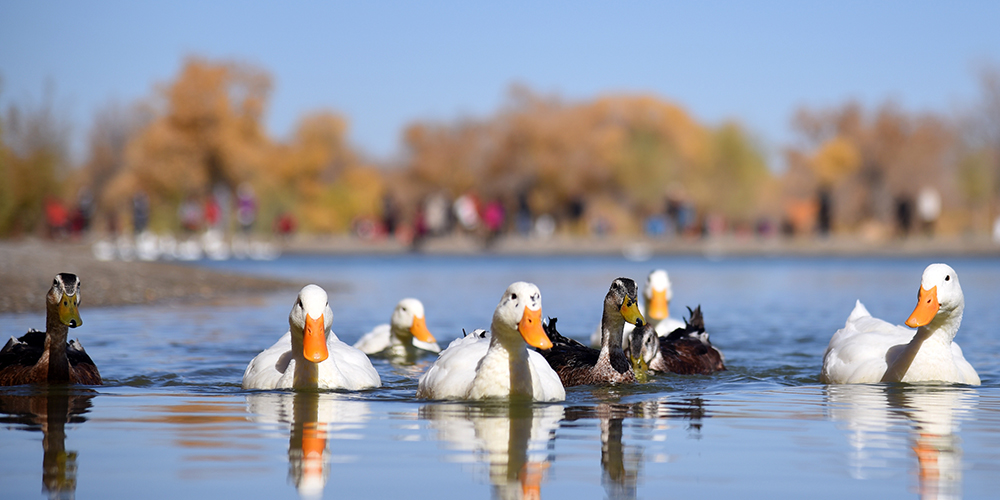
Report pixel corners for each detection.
[590,269,685,347]
[820,263,979,385]
[0,273,101,386]
[242,284,381,390]
[417,282,565,401]
[538,278,646,387]
[631,305,726,375]
[353,298,440,361]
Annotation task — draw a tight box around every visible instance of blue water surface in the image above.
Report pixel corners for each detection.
[2,254,999,499]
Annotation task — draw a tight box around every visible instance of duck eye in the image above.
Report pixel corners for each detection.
[511,293,517,300]
[945,275,950,281]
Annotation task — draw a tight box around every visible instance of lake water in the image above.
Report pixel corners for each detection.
[2,254,999,499]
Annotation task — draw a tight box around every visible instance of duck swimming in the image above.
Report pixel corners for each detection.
[538,278,646,387]
[353,298,440,362]
[242,284,381,390]
[0,273,101,386]
[417,282,565,401]
[631,306,726,375]
[590,269,685,348]
[820,263,980,385]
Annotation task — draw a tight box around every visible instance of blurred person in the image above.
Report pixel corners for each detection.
[895,194,913,237]
[917,187,941,237]
[236,182,257,234]
[453,193,480,231]
[178,195,202,234]
[44,197,69,239]
[817,188,832,236]
[482,198,505,245]
[381,193,399,236]
[423,193,450,236]
[132,191,150,234]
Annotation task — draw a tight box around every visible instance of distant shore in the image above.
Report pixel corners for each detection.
[0,239,295,314]
[2,233,996,314]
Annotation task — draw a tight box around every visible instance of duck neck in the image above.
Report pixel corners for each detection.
[486,325,534,399]
[600,308,626,355]
[882,310,963,383]
[389,325,416,357]
[44,305,71,383]
[289,328,321,388]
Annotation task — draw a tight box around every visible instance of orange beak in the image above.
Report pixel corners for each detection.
[303,314,329,363]
[409,315,436,343]
[519,306,552,349]
[646,289,669,321]
[905,286,939,328]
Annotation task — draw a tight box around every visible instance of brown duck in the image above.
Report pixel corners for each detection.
[0,273,101,385]
[537,278,645,387]
[631,305,725,375]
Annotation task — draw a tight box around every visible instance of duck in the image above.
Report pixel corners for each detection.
[417,282,565,401]
[242,284,381,390]
[538,278,646,387]
[589,269,686,347]
[819,263,980,385]
[353,298,440,362]
[630,305,726,375]
[0,273,101,386]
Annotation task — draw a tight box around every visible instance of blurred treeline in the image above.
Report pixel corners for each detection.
[2,57,999,240]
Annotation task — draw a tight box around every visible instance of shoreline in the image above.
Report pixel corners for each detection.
[0,240,296,314]
[2,233,996,314]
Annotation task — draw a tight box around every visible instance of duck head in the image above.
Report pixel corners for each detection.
[644,269,672,321]
[905,263,964,330]
[48,273,82,328]
[290,285,333,363]
[607,278,645,327]
[494,282,552,349]
[630,323,657,382]
[391,298,436,344]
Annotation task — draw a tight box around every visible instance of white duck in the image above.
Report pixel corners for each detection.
[820,263,980,385]
[590,269,686,347]
[417,282,565,401]
[242,284,381,390]
[352,298,440,360]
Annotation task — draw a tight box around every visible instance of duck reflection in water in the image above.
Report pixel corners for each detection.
[826,384,975,500]
[0,387,96,500]
[420,401,563,500]
[245,392,371,499]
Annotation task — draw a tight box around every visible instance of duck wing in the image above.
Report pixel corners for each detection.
[67,339,102,385]
[0,331,46,386]
[653,306,726,375]
[536,317,601,386]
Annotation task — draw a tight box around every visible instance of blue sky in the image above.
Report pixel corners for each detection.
[2,1,999,165]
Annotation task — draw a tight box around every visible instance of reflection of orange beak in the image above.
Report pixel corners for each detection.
[409,315,436,343]
[905,286,939,328]
[647,289,669,321]
[303,314,329,363]
[302,422,327,484]
[520,461,549,500]
[519,307,552,349]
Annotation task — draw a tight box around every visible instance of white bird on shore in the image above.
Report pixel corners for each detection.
[353,298,440,362]
[820,263,980,385]
[417,282,565,401]
[242,284,381,390]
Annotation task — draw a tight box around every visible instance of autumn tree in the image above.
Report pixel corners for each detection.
[0,82,73,236]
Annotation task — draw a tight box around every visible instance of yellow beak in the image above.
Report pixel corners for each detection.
[303,314,329,363]
[518,307,552,350]
[905,285,939,328]
[409,315,436,343]
[619,296,645,327]
[646,289,669,321]
[58,297,82,328]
